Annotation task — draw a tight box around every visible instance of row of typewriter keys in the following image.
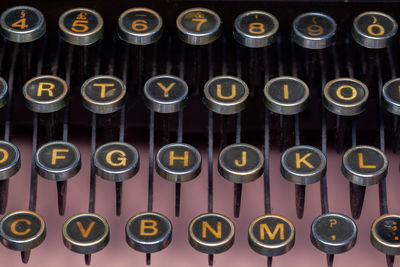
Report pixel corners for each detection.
[0,4,400,266]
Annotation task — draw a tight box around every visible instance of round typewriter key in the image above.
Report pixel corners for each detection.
[35,141,81,181]
[126,212,172,253]
[233,10,279,48]
[342,145,388,186]
[248,214,295,256]
[280,145,326,185]
[156,143,201,183]
[23,75,69,113]
[292,12,336,49]
[371,214,400,255]
[383,78,400,115]
[189,213,235,254]
[118,8,163,45]
[94,142,139,182]
[143,75,188,113]
[0,6,45,43]
[0,210,46,251]
[176,8,221,45]
[0,141,20,180]
[311,213,357,254]
[263,76,309,115]
[81,75,126,114]
[63,213,109,254]
[352,11,398,49]
[218,143,264,184]
[323,78,369,116]
[203,76,249,115]
[0,77,8,109]
[59,8,104,46]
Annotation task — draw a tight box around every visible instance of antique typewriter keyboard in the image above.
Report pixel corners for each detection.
[0,1,399,267]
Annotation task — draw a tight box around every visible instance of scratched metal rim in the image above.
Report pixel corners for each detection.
[0,5,46,43]
[188,213,235,254]
[58,7,104,46]
[81,75,127,114]
[176,7,222,45]
[62,212,109,254]
[125,211,172,253]
[371,214,400,255]
[118,7,163,45]
[218,143,264,184]
[280,145,326,185]
[233,10,279,48]
[352,11,398,49]
[248,214,295,256]
[341,145,388,186]
[0,209,46,251]
[310,212,357,254]
[94,141,140,182]
[292,12,337,49]
[143,74,189,113]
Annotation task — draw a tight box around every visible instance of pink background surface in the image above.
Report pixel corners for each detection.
[0,137,399,267]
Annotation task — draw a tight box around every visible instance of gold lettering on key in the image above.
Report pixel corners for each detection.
[202,221,221,238]
[259,223,284,240]
[234,151,247,167]
[106,150,127,167]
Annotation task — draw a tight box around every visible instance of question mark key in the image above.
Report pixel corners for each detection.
[310,213,357,254]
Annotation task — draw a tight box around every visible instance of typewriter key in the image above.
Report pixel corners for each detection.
[118,8,163,45]
[203,76,249,115]
[0,77,8,109]
[94,142,139,182]
[144,75,188,113]
[0,141,20,180]
[23,75,69,113]
[371,214,400,255]
[383,78,400,115]
[218,143,264,184]
[156,143,201,183]
[311,213,357,254]
[233,10,279,48]
[248,214,295,257]
[352,11,398,49]
[323,78,369,116]
[189,213,235,254]
[126,212,172,253]
[280,145,326,185]
[0,210,46,251]
[342,145,388,186]
[81,75,127,114]
[0,6,45,43]
[59,8,104,46]
[63,213,109,254]
[176,8,222,45]
[35,141,81,181]
[292,12,337,49]
[263,76,309,115]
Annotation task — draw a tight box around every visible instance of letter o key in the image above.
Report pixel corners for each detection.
[323,78,368,116]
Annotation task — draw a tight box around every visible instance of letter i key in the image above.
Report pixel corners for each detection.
[264,76,310,219]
